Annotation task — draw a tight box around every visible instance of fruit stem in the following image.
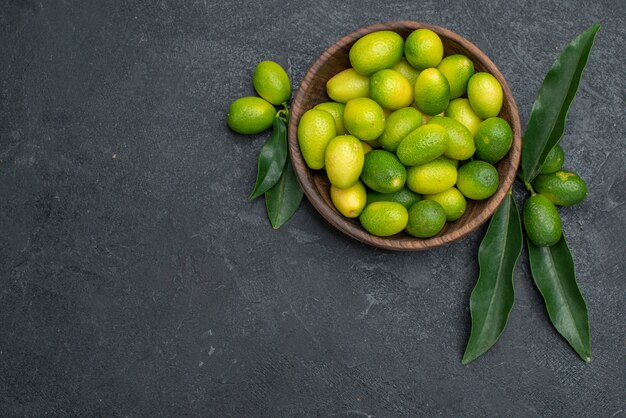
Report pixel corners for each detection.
[276,103,290,123]
[524,181,537,196]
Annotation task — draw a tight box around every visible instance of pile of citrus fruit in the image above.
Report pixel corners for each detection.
[297,28,514,238]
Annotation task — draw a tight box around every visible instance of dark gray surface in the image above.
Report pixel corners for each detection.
[1,0,625,416]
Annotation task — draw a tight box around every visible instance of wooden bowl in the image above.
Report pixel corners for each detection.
[288,21,521,251]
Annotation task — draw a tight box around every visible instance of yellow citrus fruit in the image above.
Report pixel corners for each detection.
[444,98,483,135]
[391,57,421,86]
[314,102,347,135]
[349,30,404,76]
[396,124,448,167]
[361,141,373,154]
[326,68,370,103]
[252,60,291,105]
[474,117,513,164]
[331,180,367,218]
[405,200,447,238]
[359,201,408,236]
[297,109,337,169]
[406,159,457,195]
[379,107,423,152]
[456,160,499,200]
[427,116,476,161]
[414,68,450,116]
[370,69,414,110]
[343,98,386,141]
[227,96,276,135]
[325,135,364,189]
[424,187,467,221]
[467,72,503,118]
[436,54,474,99]
[404,28,444,70]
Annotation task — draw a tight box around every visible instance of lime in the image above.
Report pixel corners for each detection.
[359,201,408,237]
[252,60,291,105]
[427,116,475,161]
[366,187,421,209]
[474,117,513,164]
[325,135,364,189]
[379,107,423,152]
[406,159,457,195]
[437,54,474,99]
[227,96,275,135]
[326,68,370,103]
[370,69,414,110]
[456,160,499,200]
[424,187,467,221]
[343,98,386,141]
[349,30,404,76]
[414,68,450,116]
[523,194,562,246]
[404,29,444,70]
[360,150,406,193]
[314,102,347,135]
[444,98,483,135]
[297,109,337,169]
[467,72,503,119]
[540,145,565,174]
[391,58,421,86]
[405,200,447,238]
[331,180,367,218]
[396,124,448,167]
[532,170,587,206]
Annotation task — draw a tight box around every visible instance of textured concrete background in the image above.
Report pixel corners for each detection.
[1,0,625,416]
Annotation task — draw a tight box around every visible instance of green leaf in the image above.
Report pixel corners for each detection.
[265,157,303,229]
[527,234,591,362]
[463,193,523,364]
[521,24,600,183]
[249,116,288,200]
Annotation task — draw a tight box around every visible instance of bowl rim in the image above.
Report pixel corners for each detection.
[288,20,522,251]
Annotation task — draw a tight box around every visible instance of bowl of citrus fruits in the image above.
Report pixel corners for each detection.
[288,21,521,250]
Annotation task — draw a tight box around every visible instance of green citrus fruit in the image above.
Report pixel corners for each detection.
[227,96,276,135]
[343,98,386,141]
[359,201,408,237]
[427,116,475,161]
[297,109,337,169]
[370,69,414,110]
[361,141,373,154]
[406,159,458,195]
[424,187,467,221]
[467,72,503,119]
[414,68,450,116]
[379,107,423,152]
[331,180,367,218]
[532,170,587,206]
[326,68,370,103]
[474,117,513,164]
[437,54,474,99]
[405,200,447,238]
[252,60,291,105]
[366,187,421,209]
[404,29,444,70]
[523,194,562,246]
[540,145,565,174]
[391,58,421,86]
[433,155,459,168]
[314,102,347,135]
[360,150,406,193]
[444,98,483,135]
[349,30,404,76]
[325,135,364,189]
[396,124,448,167]
[456,160,499,200]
